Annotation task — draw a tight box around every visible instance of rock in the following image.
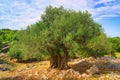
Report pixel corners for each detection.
[66,69,80,75]
[28,74,32,77]
[95,58,120,72]
[0,53,7,58]
[82,73,87,77]
[86,64,100,75]
[0,64,11,71]
[17,69,23,72]
[41,74,48,80]
[35,71,39,75]
[0,59,6,64]
[78,75,82,78]
[61,69,80,79]
[1,43,10,53]
[101,56,115,60]
[14,76,24,80]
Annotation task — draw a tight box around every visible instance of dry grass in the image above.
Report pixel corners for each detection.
[0,58,120,80]
[0,60,49,79]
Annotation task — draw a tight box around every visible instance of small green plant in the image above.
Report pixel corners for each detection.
[7,42,23,61]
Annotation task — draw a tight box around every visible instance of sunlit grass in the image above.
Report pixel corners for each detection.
[115,52,120,58]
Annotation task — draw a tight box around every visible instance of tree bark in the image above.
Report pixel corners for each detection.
[49,53,69,70]
[48,44,69,70]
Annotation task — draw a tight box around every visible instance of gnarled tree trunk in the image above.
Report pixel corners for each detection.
[49,52,69,69]
[48,44,69,70]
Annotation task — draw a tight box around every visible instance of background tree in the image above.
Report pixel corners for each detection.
[8,22,49,61]
[86,34,112,58]
[108,37,120,52]
[0,29,17,53]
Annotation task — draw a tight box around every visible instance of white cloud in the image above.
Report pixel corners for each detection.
[95,0,115,4]
[0,0,120,30]
[99,14,119,17]
[92,1,120,21]
[0,0,45,29]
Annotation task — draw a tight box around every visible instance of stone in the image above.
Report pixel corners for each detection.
[0,64,11,71]
[0,53,7,58]
[41,74,48,80]
[35,71,39,75]
[82,73,87,77]
[86,64,100,75]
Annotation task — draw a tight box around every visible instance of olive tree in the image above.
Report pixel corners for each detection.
[40,6,104,69]
[9,6,110,69]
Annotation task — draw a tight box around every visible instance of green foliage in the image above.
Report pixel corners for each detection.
[86,34,112,58]
[40,6,108,58]
[8,22,49,61]
[0,29,17,53]
[108,37,120,52]
[7,42,23,61]
[0,29,17,43]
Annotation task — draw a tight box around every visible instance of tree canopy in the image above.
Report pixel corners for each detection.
[108,37,120,52]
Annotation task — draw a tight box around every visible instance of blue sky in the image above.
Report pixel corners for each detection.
[0,0,120,37]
